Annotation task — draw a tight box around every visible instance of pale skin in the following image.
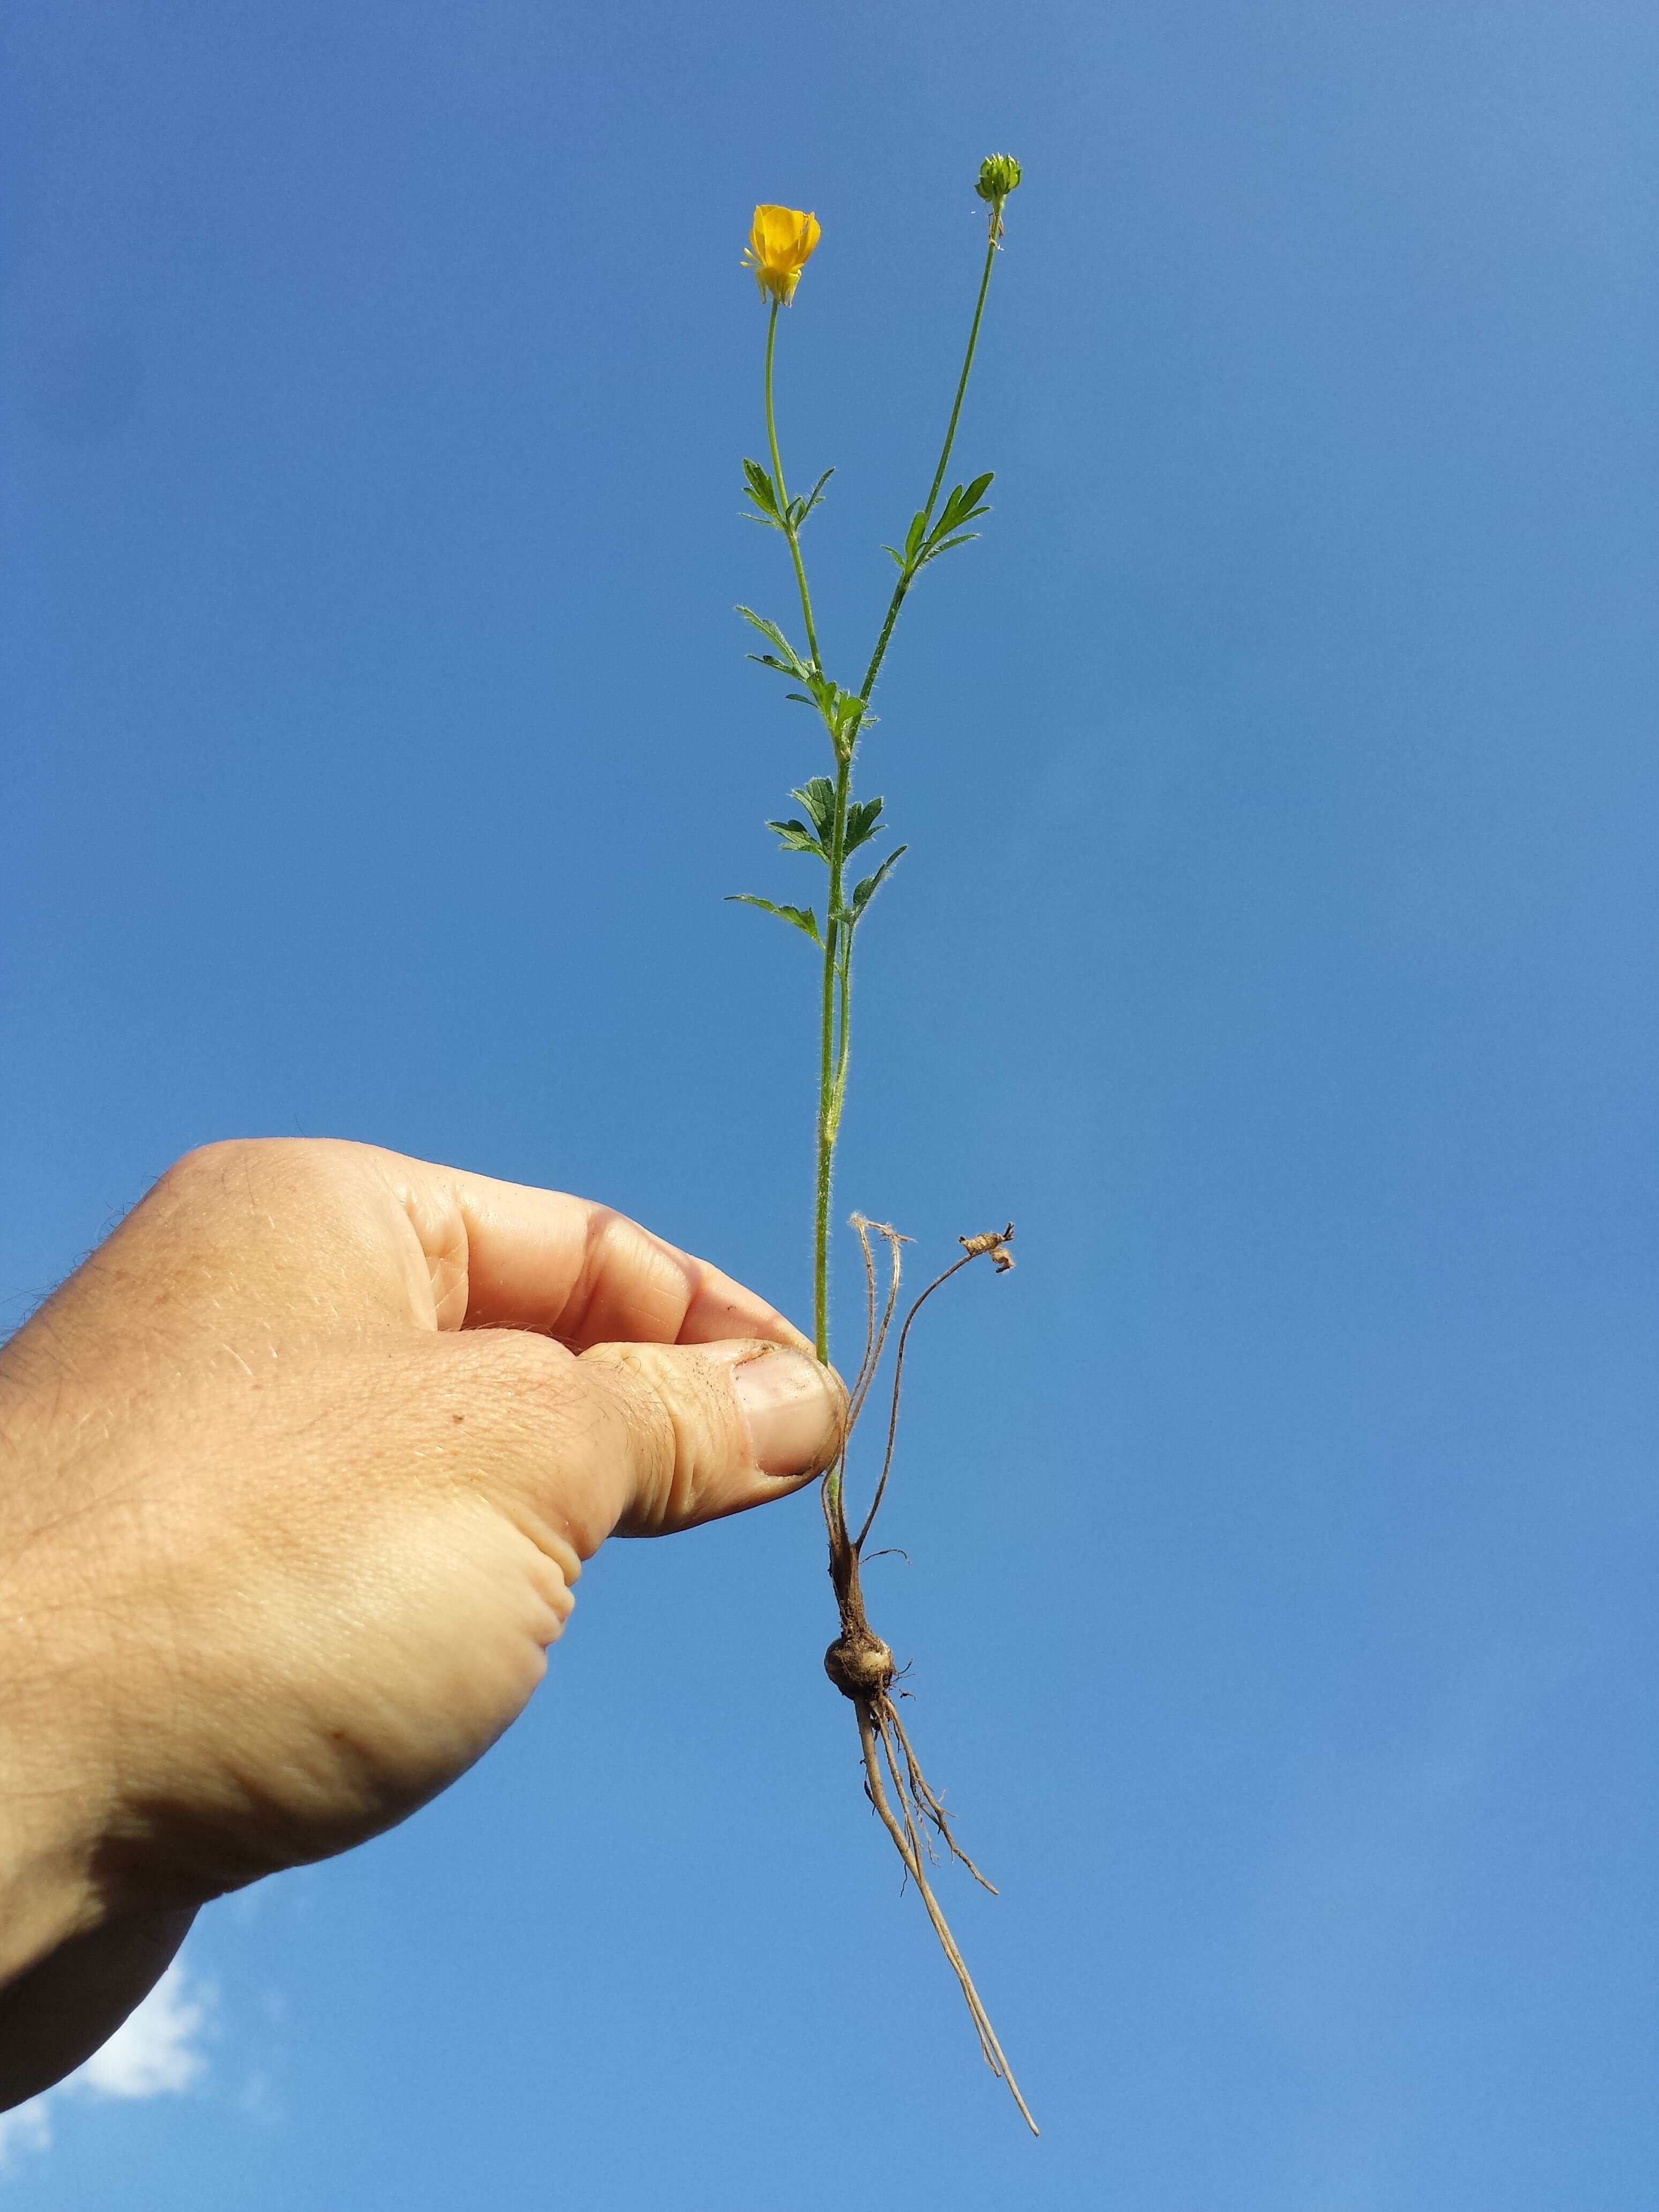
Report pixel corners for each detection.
[0,1138,847,2110]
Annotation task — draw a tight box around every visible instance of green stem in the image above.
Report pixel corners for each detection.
[813,752,852,1372]
[764,298,821,670]
[858,584,909,714]
[920,225,999,526]
[834,908,853,1125]
[766,292,840,1372]
[858,223,1001,706]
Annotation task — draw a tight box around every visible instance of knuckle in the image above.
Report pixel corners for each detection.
[460,1324,572,1399]
[165,1137,255,1185]
[161,1137,303,1201]
[579,1343,732,1530]
[576,1214,692,1343]
[165,1136,368,1192]
[583,1344,679,1499]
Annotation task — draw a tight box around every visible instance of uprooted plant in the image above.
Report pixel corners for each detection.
[729,159,1036,2134]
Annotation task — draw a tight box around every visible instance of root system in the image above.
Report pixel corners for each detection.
[819,1216,1037,2136]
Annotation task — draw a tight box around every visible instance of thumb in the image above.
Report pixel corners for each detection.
[575,1337,847,1540]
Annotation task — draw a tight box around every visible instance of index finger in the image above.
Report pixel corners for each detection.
[377,1150,811,1352]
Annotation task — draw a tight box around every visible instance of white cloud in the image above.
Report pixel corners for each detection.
[0,2101,51,2174]
[72,1962,211,2101]
[0,1959,213,2182]
[235,2067,285,2128]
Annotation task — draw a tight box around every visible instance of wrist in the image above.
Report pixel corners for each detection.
[0,1383,126,1990]
[0,1671,109,1992]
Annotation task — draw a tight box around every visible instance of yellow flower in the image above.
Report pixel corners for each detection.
[743,204,821,305]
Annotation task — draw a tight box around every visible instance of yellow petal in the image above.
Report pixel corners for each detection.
[744,206,820,301]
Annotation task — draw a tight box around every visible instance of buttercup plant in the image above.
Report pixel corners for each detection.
[730,159,1036,2133]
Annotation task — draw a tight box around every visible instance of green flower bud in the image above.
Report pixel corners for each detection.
[975,153,1022,205]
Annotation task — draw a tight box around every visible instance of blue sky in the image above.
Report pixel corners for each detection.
[3,1,1657,2204]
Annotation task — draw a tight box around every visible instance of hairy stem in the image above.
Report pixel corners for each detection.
[858,224,1002,707]
[764,298,821,670]
[920,225,1000,526]
[765,293,843,1389]
[813,750,851,1381]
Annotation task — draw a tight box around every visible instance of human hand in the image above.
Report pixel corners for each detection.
[0,1139,843,2104]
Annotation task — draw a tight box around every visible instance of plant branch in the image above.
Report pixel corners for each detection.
[852,1248,976,1556]
[858,224,1002,707]
[920,226,1000,526]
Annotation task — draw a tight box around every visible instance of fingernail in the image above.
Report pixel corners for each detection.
[725,1345,846,1478]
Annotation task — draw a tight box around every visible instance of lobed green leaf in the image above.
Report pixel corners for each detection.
[742,458,780,514]
[843,796,886,854]
[766,816,827,857]
[789,467,835,528]
[791,778,838,839]
[726,893,823,947]
[736,606,812,682]
[918,530,981,566]
[936,472,994,535]
[831,691,868,748]
[849,843,908,920]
